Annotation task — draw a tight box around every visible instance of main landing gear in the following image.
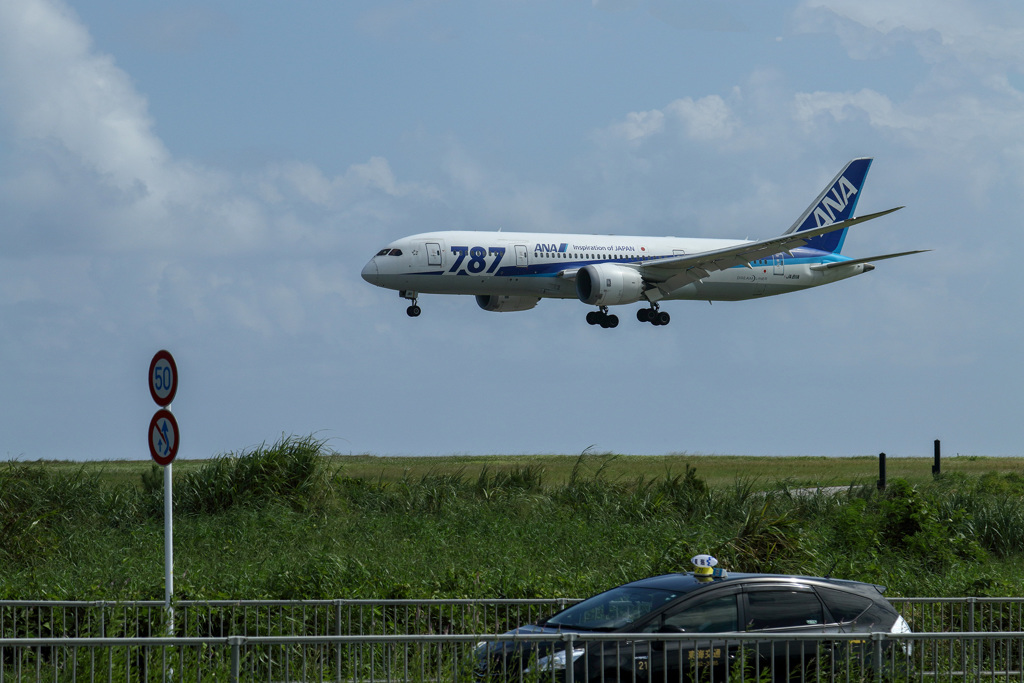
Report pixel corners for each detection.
[636,304,671,326]
[400,290,421,317]
[586,307,619,328]
[587,305,671,328]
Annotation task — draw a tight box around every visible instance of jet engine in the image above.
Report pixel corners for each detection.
[575,263,644,306]
[476,294,541,312]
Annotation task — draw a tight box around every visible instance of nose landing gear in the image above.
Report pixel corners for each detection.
[400,290,421,317]
[586,306,619,328]
[636,304,670,326]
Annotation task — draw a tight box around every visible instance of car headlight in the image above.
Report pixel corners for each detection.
[527,648,586,672]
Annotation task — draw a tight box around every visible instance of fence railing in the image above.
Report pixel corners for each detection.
[892,597,1024,633]
[2,631,1022,682]
[3,598,1024,640]
[0,599,577,640]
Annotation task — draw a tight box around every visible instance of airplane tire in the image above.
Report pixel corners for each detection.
[656,311,670,325]
[407,305,421,317]
[606,314,619,328]
[636,308,652,322]
[586,311,601,325]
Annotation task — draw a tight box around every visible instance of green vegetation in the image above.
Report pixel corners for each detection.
[2,437,1024,600]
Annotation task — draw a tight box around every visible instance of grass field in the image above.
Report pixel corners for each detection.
[4,438,1024,602]
[17,451,1024,490]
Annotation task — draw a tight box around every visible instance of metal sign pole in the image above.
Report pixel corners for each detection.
[149,350,179,636]
[165,459,174,632]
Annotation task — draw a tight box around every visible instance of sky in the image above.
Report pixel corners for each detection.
[0,0,1021,461]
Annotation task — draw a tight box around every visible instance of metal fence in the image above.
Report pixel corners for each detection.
[2,631,1023,682]
[0,600,576,640]
[893,598,1024,634]
[4,598,1024,640]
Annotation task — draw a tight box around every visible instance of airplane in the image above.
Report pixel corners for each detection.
[361,158,926,327]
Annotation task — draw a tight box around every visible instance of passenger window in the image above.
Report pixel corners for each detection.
[746,590,824,630]
[816,587,872,624]
[660,595,738,633]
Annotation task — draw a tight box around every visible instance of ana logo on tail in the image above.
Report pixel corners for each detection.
[813,176,859,227]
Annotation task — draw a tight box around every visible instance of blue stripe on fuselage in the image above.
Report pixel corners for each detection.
[408,248,845,279]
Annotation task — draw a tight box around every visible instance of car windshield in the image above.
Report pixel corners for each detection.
[546,587,681,631]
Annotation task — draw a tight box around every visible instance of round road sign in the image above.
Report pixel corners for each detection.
[149,350,178,407]
[149,409,180,466]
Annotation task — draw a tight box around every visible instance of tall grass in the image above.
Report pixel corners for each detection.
[3,438,1024,600]
[166,434,333,515]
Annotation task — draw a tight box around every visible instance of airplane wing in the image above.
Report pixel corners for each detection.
[639,206,903,300]
[809,249,929,270]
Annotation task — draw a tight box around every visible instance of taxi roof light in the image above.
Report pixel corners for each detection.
[690,553,727,579]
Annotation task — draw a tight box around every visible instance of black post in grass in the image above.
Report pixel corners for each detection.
[932,439,941,477]
[877,453,886,491]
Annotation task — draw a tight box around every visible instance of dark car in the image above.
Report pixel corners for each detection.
[476,569,911,682]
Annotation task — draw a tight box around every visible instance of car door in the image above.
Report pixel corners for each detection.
[741,585,827,679]
[813,584,890,666]
[635,589,741,683]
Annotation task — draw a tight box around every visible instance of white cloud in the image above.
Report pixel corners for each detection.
[794,88,920,131]
[600,94,738,145]
[265,158,439,210]
[794,87,1024,171]
[0,0,169,193]
[794,0,1024,198]
[0,0,439,257]
[665,95,737,141]
[799,0,1024,67]
[0,0,447,361]
[606,109,665,142]
[437,144,570,233]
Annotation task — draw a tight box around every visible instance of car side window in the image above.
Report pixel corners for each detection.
[643,594,738,633]
[745,590,824,630]
[815,587,872,624]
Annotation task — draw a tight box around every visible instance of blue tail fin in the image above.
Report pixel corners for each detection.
[785,158,873,254]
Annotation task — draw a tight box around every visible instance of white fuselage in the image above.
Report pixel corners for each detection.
[361,230,867,304]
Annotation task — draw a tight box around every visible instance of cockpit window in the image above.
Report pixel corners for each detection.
[389,249,402,256]
[376,248,391,256]
[375,248,403,257]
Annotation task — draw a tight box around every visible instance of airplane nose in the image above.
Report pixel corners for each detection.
[361,259,379,284]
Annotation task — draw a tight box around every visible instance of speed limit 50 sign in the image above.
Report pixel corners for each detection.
[149,350,178,407]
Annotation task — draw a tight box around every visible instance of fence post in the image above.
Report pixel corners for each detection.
[933,440,941,476]
[872,632,883,681]
[335,600,343,683]
[564,632,575,683]
[229,635,241,683]
[877,453,886,491]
